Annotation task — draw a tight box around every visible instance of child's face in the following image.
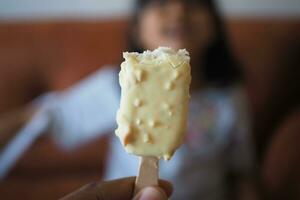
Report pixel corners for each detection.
[137,0,215,56]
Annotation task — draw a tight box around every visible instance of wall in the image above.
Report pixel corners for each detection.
[0,0,300,21]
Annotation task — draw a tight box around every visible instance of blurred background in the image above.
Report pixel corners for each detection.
[0,0,299,199]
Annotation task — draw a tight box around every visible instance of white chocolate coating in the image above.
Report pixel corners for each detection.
[115,47,191,160]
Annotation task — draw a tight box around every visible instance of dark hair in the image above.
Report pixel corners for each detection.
[127,0,242,87]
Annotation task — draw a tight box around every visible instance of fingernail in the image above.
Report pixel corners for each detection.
[134,187,167,200]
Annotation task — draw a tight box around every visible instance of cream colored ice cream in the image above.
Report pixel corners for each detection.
[115,47,191,160]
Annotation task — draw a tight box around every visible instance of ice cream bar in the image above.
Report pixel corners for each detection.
[115,47,191,161]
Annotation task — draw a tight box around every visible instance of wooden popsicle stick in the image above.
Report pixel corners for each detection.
[134,156,159,195]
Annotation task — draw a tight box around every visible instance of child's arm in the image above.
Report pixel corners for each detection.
[48,67,119,149]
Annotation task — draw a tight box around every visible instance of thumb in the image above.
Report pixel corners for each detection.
[133,186,168,200]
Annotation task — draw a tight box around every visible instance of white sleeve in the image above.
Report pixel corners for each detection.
[48,67,120,149]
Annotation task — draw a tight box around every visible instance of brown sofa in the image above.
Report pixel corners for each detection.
[262,108,300,199]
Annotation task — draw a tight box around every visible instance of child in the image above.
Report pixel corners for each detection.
[101,0,255,199]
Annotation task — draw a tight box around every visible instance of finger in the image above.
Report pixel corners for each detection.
[59,177,173,200]
[133,186,168,200]
[158,179,173,198]
[60,177,135,200]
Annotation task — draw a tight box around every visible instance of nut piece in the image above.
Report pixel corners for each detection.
[133,98,142,107]
[143,134,152,143]
[135,69,144,82]
[173,71,180,80]
[148,119,158,127]
[119,125,133,146]
[162,103,170,110]
[136,118,142,125]
[164,81,174,90]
